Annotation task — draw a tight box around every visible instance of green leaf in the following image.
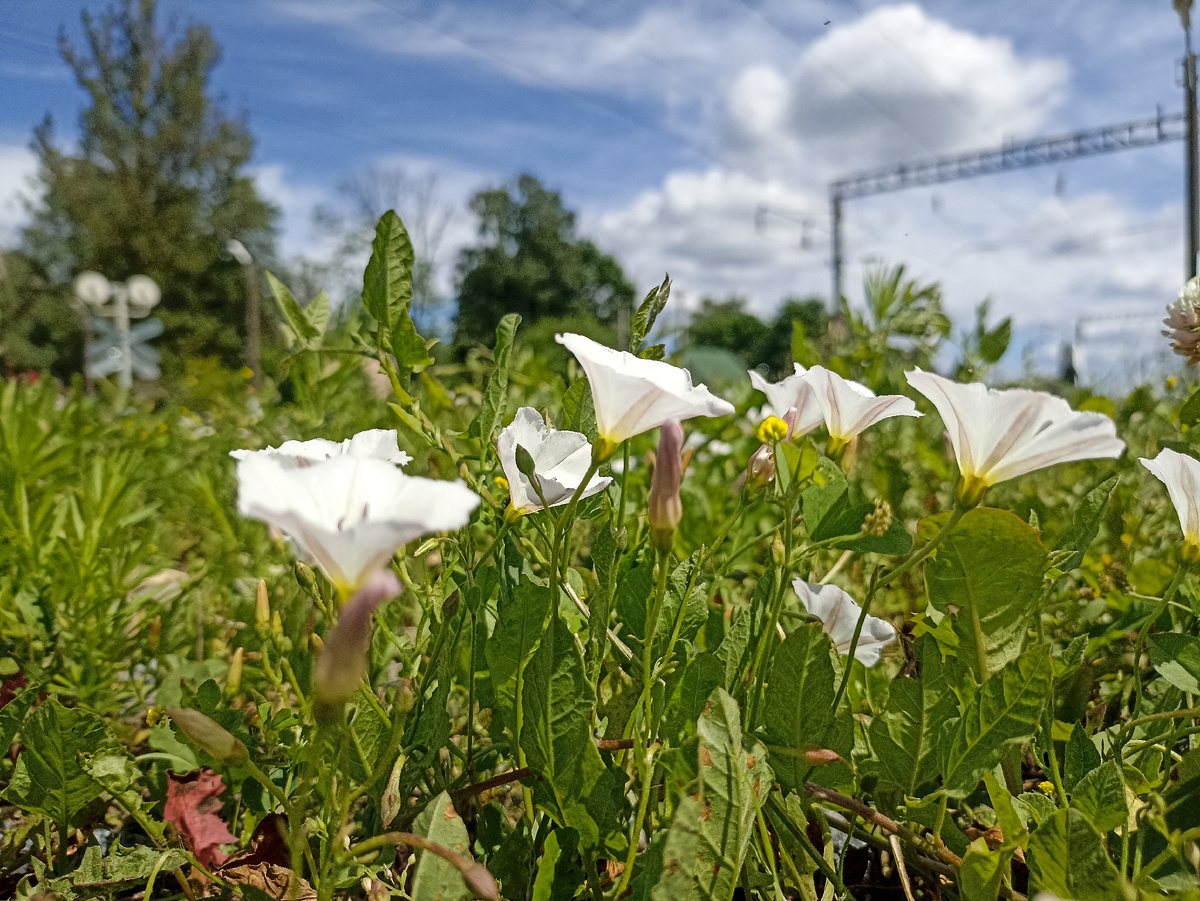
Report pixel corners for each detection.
[1014,791,1057,827]
[588,521,618,682]
[147,721,199,773]
[1057,477,1118,572]
[940,648,1052,798]
[762,621,848,794]
[521,617,604,840]
[304,289,331,336]
[650,796,701,901]
[72,842,186,890]
[978,317,1012,364]
[1148,632,1200,695]
[801,459,852,541]
[265,271,320,346]
[474,313,521,451]
[1181,387,1200,427]
[715,572,772,694]
[867,636,957,796]
[652,553,708,660]
[631,275,671,352]
[1070,760,1127,834]
[410,792,473,901]
[560,377,597,442]
[664,653,723,745]
[82,751,166,842]
[1027,809,1126,901]
[926,507,1049,682]
[531,828,585,901]
[0,681,40,755]
[487,577,551,740]
[3,699,118,826]
[1063,724,1101,792]
[362,210,432,368]
[959,837,1012,901]
[693,689,773,901]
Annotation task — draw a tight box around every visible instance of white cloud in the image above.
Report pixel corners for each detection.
[0,142,38,246]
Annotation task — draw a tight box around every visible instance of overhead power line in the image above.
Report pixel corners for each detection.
[829,110,1187,306]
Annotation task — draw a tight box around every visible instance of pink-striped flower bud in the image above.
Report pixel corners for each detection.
[168,707,249,767]
[313,571,402,724]
[647,421,684,552]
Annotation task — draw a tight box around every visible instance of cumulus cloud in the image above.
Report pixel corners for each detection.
[0,142,38,246]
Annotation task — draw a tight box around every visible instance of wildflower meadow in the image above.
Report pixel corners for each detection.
[6,210,1200,901]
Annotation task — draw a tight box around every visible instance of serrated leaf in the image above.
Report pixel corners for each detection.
[664,653,722,745]
[978,317,1012,364]
[926,507,1049,682]
[3,699,117,826]
[486,577,551,741]
[1027,809,1126,901]
[362,210,431,368]
[1148,632,1200,695]
[762,621,848,793]
[305,289,330,336]
[652,553,708,660]
[531,827,585,901]
[1070,760,1127,834]
[560,377,597,442]
[631,275,670,352]
[410,792,473,901]
[474,313,521,451]
[959,837,1012,901]
[266,271,320,346]
[650,796,701,901]
[715,572,772,694]
[867,636,957,796]
[83,751,166,842]
[1058,477,1118,572]
[521,618,604,840]
[73,842,186,888]
[0,681,39,755]
[940,648,1052,798]
[693,689,773,901]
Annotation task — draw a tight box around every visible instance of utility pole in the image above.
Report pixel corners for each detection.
[829,110,1186,308]
[1183,3,1199,278]
[227,239,262,389]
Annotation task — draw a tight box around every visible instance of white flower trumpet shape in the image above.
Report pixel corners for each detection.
[802,366,921,453]
[497,407,612,518]
[748,364,825,438]
[792,578,896,666]
[1140,448,1200,561]
[555,332,734,459]
[236,455,479,596]
[231,428,412,468]
[905,369,1125,506]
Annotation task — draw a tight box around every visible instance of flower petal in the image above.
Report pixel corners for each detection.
[749,364,824,437]
[803,366,920,443]
[497,406,611,514]
[1141,448,1200,546]
[792,578,896,666]
[556,333,733,444]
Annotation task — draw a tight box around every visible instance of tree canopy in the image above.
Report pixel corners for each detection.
[19,0,277,379]
[453,175,634,347]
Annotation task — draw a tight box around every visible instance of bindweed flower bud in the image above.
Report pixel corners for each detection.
[513,444,538,481]
[745,444,776,492]
[312,571,402,724]
[225,647,244,697]
[647,421,684,552]
[294,561,320,598]
[255,579,270,633]
[463,863,501,901]
[771,530,786,568]
[1165,276,1200,364]
[168,707,248,767]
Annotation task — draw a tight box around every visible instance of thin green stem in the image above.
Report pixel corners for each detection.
[613,743,656,898]
[1132,562,1190,713]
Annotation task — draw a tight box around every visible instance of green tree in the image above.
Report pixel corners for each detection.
[20,0,277,379]
[454,175,634,347]
[686,297,772,367]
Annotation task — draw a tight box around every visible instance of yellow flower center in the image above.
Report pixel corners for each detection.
[504,503,526,523]
[595,436,621,462]
[957,473,989,507]
[756,416,789,444]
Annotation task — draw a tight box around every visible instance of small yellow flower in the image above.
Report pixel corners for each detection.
[240,366,255,380]
[146,705,165,726]
[1037,781,1055,796]
[1120,533,1133,547]
[494,476,509,492]
[1167,376,1178,389]
[756,415,789,444]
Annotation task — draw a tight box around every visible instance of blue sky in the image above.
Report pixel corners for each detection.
[0,0,1192,378]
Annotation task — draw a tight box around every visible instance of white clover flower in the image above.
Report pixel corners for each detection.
[906,369,1125,505]
[236,455,479,596]
[748,365,824,438]
[555,333,734,459]
[792,578,896,666]
[1164,276,1200,365]
[802,366,922,452]
[1140,448,1200,561]
[230,428,412,468]
[497,407,612,518]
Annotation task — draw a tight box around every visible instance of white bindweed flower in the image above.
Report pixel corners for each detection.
[792,578,896,666]
[555,332,734,459]
[497,407,612,518]
[906,369,1125,506]
[802,366,921,453]
[1140,448,1200,561]
[748,365,825,438]
[231,428,412,468]
[236,455,479,596]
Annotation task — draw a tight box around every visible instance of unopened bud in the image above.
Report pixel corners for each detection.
[860,498,893,537]
[771,531,785,567]
[226,647,244,697]
[745,444,776,491]
[294,561,320,598]
[462,863,501,901]
[168,707,248,767]
[312,571,402,723]
[271,611,283,636]
[647,421,684,552]
[255,579,270,632]
[310,633,324,653]
[513,445,538,481]
[147,615,161,653]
